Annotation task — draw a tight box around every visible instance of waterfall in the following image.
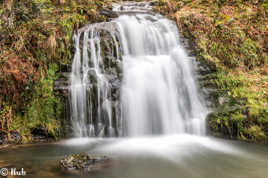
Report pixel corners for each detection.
[69,2,208,137]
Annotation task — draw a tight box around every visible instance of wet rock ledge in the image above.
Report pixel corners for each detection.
[60,153,112,175]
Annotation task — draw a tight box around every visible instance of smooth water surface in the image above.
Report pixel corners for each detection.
[1,135,268,178]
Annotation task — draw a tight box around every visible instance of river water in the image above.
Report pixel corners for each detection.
[0,135,268,178]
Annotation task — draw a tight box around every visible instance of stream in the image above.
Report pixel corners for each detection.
[0,135,268,178]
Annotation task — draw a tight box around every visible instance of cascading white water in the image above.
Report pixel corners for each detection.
[112,1,153,12]
[116,14,207,136]
[70,23,121,137]
[69,2,208,137]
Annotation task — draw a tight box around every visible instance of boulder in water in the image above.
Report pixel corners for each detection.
[59,153,112,175]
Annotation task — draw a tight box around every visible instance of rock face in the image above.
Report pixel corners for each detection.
[53,72,71,96]
[54,21,123,137]
[60,153,112,175]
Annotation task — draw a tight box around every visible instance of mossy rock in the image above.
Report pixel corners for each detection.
[60,153,112,175]
[206,106,268,142]
[245,125,267,141]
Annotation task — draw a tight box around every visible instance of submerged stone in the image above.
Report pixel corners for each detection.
[59,153,112,175]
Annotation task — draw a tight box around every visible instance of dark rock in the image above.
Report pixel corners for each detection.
[53,72,71,96]
[99,9,118,18]
[9,130,22,144]
[60,153,112,175]
[0,131,8,145]
[31,127,55,143]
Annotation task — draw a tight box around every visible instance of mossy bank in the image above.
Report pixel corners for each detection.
[0,0,113,143]
[155,0,267,142]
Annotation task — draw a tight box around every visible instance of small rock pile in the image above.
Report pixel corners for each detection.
[60,153,112,175]
[0,130,22,145]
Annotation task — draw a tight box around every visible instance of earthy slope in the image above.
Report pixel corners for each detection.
[0,0,113,143]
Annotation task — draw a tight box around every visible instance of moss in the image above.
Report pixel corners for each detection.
[0,0,113,142]
[245,125,267,141]
[207,99,268,142]
[5,64,62,141]
[158,0,267,142]
[206,67,268,142]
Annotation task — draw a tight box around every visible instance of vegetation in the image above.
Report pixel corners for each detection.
[155,0,267,142]
[0,0,112,142]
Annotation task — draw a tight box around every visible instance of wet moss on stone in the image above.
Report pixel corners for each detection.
[154,0,268,142]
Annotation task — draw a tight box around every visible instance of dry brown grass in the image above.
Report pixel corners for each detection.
[0,54,36,106]
[46,31,57,57]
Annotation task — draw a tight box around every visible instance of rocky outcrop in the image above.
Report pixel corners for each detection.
[54,20,123,137]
